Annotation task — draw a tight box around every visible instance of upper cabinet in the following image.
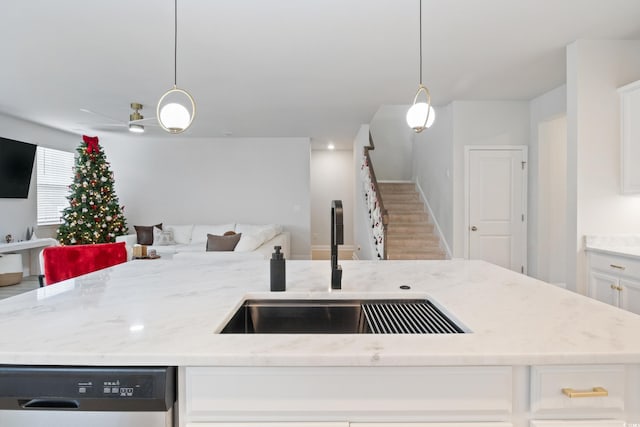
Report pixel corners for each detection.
[618,80,640,194]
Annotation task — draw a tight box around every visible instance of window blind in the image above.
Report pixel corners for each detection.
[37,147,75,225]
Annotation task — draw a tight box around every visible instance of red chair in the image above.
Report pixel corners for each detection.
[42,242,127,285]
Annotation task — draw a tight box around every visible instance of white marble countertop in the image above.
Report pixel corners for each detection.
[1,257,640,367]
[585,234,640,259]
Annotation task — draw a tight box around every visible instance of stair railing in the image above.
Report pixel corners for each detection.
[361,131,389,260]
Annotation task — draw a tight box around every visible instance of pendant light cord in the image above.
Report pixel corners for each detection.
[419,0,422,86]
[174,0,178,87]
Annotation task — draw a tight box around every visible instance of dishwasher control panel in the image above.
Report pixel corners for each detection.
[76,375,152,398]
[0,365,175,411]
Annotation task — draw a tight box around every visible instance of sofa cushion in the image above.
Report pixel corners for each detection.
[164,225,193,245]
[192,224,235,244]
[234,224,282,252]
[153,227,175,246]
[134,223,162,245]
[206,233,242,251]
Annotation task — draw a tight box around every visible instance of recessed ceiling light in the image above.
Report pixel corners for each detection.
[328,142,335,150]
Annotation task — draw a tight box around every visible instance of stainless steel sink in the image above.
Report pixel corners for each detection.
[219,299,464,334]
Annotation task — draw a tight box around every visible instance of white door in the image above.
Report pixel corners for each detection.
[467,147,527,273]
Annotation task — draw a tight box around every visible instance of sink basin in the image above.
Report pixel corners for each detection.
[219,299,464,334]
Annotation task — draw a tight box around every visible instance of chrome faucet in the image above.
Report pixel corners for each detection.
[331,200,344,289]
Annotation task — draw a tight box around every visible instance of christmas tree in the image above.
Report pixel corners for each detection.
[57,135,128,245]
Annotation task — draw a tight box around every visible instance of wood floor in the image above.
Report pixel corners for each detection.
[0,275,40,300]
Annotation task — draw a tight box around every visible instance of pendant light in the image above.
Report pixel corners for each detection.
[406,0,435,133]
[157,0,196,134]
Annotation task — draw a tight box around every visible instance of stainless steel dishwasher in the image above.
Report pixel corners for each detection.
[0,365,175,427]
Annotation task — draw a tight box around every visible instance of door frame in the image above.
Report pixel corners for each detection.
[463,145,528,273]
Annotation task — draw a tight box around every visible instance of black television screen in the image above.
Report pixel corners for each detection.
[0,137,37,199]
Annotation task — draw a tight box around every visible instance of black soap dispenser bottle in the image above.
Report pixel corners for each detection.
[270,245,286,291]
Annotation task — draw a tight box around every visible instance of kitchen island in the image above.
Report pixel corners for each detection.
[1,257,639,426]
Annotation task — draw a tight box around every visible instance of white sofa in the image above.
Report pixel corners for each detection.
[116,224,290,260]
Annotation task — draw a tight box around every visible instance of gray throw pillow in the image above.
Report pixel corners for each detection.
[134,223,162,245]
[206,232,242,251]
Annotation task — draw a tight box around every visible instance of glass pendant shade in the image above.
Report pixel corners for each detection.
[406,102,435,131]
[157,87,196,134]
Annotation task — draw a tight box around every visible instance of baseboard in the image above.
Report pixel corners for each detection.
[415,181,452,259]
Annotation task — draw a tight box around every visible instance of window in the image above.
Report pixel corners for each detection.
[36,146,75,225]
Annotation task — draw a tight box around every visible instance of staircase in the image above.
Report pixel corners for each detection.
[378,182,446,260]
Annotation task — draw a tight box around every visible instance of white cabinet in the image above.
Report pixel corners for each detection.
[353,424,512,427]
[618,79,640,194]
[180,365,640,427]
[587,252,640,315]
[530,421,625,426]
[180,366,513,426]
[530,365,625,418]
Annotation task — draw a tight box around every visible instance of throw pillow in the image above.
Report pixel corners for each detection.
[206,233,242,251]
[134,223,162,245]
[164,224,193,244]
[153,226,175,246]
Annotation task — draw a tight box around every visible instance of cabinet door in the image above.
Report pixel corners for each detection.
[589,271,620,307]
[619,79,640,194]
[530,421,625,426]
[353,423,512,427]
[619,277,640,315]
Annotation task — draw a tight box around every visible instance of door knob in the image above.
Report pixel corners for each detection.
[471,226,477,231]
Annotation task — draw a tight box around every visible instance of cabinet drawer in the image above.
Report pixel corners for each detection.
[530,365,625,417]
[183,366,512,422]
[530,421,626,427]
[589,252,640,278]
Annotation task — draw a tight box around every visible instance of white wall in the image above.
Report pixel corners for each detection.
[310,148,354,248]
[566,39,640,294]
[528,85,567,280]
[451,101,530,258]
[537,116,567,286]
[101,136,312,259]
[369,105,415,181]
[412,104,454,252]
[0,113,77,241]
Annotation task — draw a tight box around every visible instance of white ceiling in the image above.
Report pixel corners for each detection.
[2,0,640,149]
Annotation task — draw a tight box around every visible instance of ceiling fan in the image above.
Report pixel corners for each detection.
[79,103,158,134]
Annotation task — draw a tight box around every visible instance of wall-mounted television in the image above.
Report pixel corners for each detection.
[0,137,37,199]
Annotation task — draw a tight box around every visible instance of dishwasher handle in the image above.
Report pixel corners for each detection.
[19,398,80,409]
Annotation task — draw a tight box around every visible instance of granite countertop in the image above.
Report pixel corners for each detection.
[584,234,640,259]
[1,257,640,367]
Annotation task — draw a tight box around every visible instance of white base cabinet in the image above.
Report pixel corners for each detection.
[179,365,640,427]
[530,421,626,427]
[588,252,640,315]
[181,366,512,423]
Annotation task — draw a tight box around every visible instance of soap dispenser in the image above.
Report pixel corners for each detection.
[270,245,286,291]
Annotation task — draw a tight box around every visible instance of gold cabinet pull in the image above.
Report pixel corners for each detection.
[610,284,623,291]
[562,386,608,398]
[609,264,626,270]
